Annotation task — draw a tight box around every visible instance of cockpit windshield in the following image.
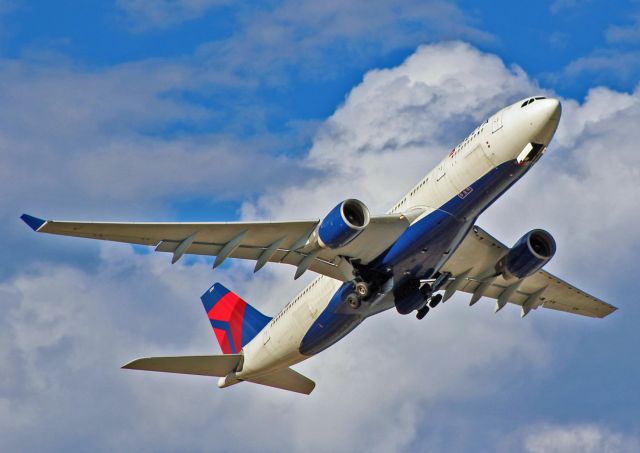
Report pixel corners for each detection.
[521,96,547,108]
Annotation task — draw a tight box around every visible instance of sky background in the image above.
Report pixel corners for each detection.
[2,1,640,452]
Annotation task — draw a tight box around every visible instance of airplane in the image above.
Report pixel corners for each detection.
[21,96,616,395]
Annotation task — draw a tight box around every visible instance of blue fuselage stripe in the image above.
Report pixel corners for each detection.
[299,159,531,356]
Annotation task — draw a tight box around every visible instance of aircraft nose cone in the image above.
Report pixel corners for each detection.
[533,98,561,145]
[544,98,561,122]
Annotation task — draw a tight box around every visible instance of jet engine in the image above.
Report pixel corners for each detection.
[496,229,556,280]
[316,199,370,249]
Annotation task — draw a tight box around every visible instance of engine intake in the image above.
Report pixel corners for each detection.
[496,229,556,280]
[317,199,370,249]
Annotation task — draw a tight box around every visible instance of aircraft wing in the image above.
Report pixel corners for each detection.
[20,213,410,281]
[439,225,617,318]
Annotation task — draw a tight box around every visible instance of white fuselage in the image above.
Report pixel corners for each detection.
[237,97,561,381]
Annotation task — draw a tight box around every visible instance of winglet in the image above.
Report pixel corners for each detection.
[20,214,46,231]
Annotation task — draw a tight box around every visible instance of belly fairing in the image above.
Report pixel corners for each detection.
[299,281,365,356]
[377,159,529,278]
[378,209,466,279]
[298,159,530,357]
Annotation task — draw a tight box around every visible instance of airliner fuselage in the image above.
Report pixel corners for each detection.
[28,95,609,396]
[235,96,562,382]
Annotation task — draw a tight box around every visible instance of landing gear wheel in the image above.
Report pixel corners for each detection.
[346,293,361,309]
[429,293,443,308]
[416,305,430,320]
[420,283,432,300]
[355,281,370,298]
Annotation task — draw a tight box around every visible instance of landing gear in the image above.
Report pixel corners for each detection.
[419,282,432,299]
[346,277,374,310]
[355,281,370,298]
[416,285,443,319]
[432,272,452,292]
[429,293,443,308]
[416,305,430,320]
[346,293,361,309]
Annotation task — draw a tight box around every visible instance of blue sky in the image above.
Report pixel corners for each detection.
[4,0,639,141]
[2,1,640,452]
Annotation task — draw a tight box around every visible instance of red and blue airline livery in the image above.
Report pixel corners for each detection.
[202,283,271,355]
[21,97,616,394]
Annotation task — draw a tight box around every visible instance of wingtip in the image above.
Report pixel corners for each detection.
[20,213,46,231]
[121,358,143,370]
[306,382,316,395]
[601,304,618,318]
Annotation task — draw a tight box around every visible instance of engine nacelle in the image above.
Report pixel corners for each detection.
[317,199,370,249]
[496,229,556,280]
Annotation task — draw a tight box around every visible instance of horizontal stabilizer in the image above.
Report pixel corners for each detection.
[123,355,315,395]
[122,354,242,377]
[247,367,316,395]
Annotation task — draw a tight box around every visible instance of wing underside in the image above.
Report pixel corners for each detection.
[438,226,616,318]
[21,213,410,281]
[21,214,616,317]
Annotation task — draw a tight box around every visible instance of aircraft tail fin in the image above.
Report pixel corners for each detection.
[200,282,271,354]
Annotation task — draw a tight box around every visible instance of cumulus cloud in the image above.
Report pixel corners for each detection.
[522,424,640,453]
[3,42,543,452]
[0,56,294,211]
[484,84,640,287]
[5,42,640,452]
[0,244,550,453]
[0,54,312,276]
[243,42,535,219]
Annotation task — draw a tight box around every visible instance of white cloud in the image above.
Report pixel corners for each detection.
[117,0,230,30]
[5,42,640,452]
[0,243,551,453]
[606,14,640,43]
[546,10,640,88]
[522,424,640,453]
[0,55,305,229]
[483,84,640,287]
[2,43,550,452]
[0,55,315,214]
[0,53,317,281]
[243,42,536,220]
[189,1,493,87]
[560,51,640,85]
[118,0,493,52]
